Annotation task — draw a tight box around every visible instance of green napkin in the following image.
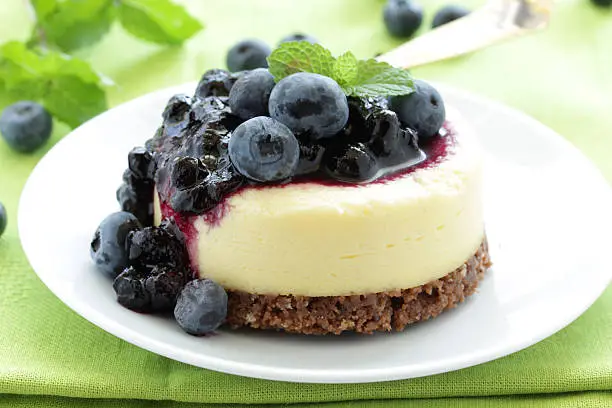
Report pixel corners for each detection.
[1,0,611,406]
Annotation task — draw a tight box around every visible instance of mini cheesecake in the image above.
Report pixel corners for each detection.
[115,69,490,335]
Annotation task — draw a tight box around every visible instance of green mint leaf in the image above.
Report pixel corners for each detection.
[0,42,108,128]
[332,51,358,87]
[118,0,203,45]
[43,76,107,128]
[267,41,336,82]
[30,0,116,52]
[343,59,414,98]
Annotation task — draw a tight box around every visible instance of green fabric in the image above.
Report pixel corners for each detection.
[1,0,611,406]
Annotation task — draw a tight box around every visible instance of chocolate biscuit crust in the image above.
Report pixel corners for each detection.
[226,238,491,335]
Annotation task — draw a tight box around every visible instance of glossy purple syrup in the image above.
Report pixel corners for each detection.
[160,122,456,231]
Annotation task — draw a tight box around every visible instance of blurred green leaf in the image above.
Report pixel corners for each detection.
[0,42,108,128]
[30,0,116,52]
[117,0,203,45]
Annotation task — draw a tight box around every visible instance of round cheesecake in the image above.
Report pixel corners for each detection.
[152,109,490,334]
[109,67,491,335]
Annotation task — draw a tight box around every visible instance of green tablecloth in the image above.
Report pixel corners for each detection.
[1,0,611,406]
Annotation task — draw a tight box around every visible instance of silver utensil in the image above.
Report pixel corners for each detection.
[378,0,553,69]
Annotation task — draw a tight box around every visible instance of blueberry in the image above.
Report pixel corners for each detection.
[432,5,470,28]
[116,182,154,226]
[171,157,209,190]
[90,212,142,277]
[128,147,156,180]
[269,73,349,139]
[113,267,150,312]
[0,202,6,238]
[366,109,401,157]
[389,80,446,140]
[325,144,379,183]
[229,116,299,182]
[279,33,318,45]
[113,264,190,313]
[383,0,423,38]
[226,39,271,72]
[174,279,228,335]
[127,221,188,270]
[0,101,52,153]
[296,139,326,176]
[195,69,239,98]
[162,95,191,137]
[228,68,275,120]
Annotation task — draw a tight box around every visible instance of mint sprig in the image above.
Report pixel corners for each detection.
[267,42,414,98]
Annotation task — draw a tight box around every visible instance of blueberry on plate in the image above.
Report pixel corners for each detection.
[226,39,271,72]
[228,68,276,120]
[383,0,423,38]
[229,116,300,182]
[0,202,6,238]
[432,4,470,28]
[279,33,318,45]
[90,212,142,277]
[0,101,53,153]
[389,79,446,140]
[325,143,379,183]
[113,265,190,312]
[268,72,349,139]
[174,279,228,335]
[194,69,239,98]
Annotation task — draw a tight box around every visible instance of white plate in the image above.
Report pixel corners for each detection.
[19,83,612,383]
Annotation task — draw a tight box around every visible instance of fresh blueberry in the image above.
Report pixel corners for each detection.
[228,68,275,120]
[0,101,52,153]
[0,202,6,238]
[432,5,470,28]
[128,147,156,180]
[383,0,423,38]
[171,157,209,190]
[226,39,271,72]
[229,116,299,182]
[90,212,142,277]
[174,279,228,335]
[389,80,446,140]
[127,221,188,270]
[268,73,349,139]
[324,144,379,183]
[279,33,318,45]
[195,69,239,98]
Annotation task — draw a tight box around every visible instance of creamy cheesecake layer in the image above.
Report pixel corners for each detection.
[155,110,484,297]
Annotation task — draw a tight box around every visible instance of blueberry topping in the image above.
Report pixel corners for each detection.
[90,212,142,277]
[229,116,300,182]
[324,144,379,183]
[162,95,192,138]
[174,279,228,335]
[295,138,326,176]
[0,101,52,153]
[171,157,208,190]
[432,5,470,28]
[113,264,190,312]
[127,221,188,270]
[383,0,423,38]
[116,182,154,227]
[128,147,156,180]
[226,39,271,72]
[0,202,6,238]
[228,68,276,120]
[366,109,402,157]
[195,69,239,98]
[389,80,445,140]
[269,73,349,139]
[279,33,318,45]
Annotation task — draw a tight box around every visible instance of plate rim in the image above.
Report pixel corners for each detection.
[18,82,612,383]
